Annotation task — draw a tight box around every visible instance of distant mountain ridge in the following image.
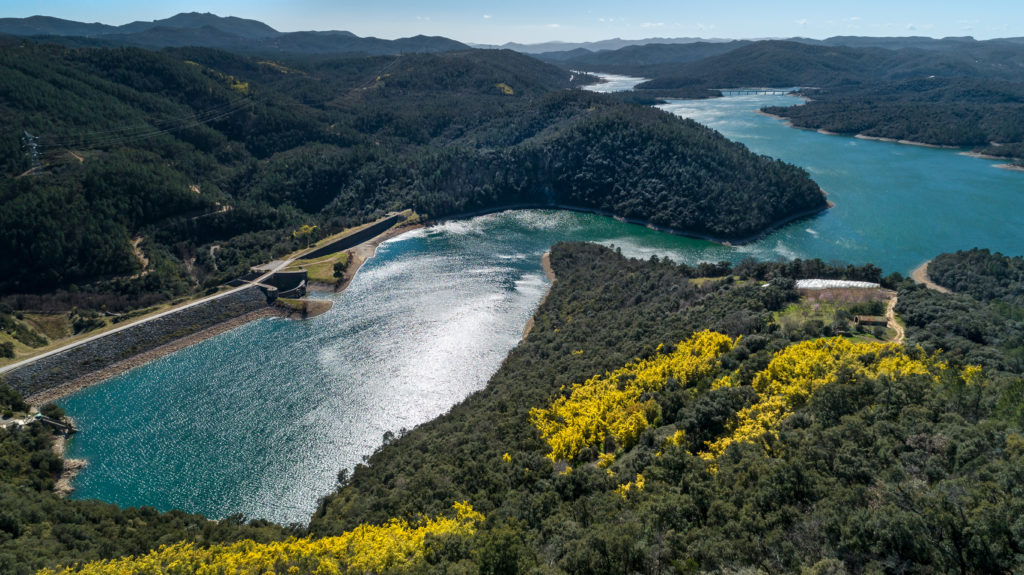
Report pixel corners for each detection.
[471,36,734,54]
[0,12,468,55]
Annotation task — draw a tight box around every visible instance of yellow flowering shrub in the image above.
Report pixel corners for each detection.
[616,473,646,499]
[531,330,734,461]
[37,502,482,575]
[701,338,954,462]
[664,429,687,448]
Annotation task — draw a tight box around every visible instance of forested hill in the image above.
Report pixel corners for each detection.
[762,78,1024,155]
[591,38,1024,88]
[296,242,1024,573]
[5,243,1024,573]
[927,248,1024,305]
[561,39,1024,155]
[0,12,469,55]
[0,39,825,306]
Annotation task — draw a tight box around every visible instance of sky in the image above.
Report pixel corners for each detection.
[4,0,1022,44]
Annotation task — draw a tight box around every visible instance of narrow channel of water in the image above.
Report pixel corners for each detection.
[60,90,1023,525]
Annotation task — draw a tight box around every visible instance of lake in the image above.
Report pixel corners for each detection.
[60,88,1024,525]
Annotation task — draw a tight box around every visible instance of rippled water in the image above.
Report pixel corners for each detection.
[61,93,1024,525]
[661,95,1024,272]
[581,73,647,93]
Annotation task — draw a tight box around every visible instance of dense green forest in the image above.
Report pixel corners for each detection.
[2,243,1023,573]
[927,248,1024,303]
[302,243,1024,573]
[897,249,1024,373]
[763,79,1024,151]
[0,39,824,310]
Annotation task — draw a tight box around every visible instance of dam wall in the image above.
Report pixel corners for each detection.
[2,286,271,398]
[303,214,404,260]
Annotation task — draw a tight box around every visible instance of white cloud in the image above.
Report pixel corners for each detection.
[482,14,491,19]
[796,18,808,26]
[546,23,560,28]
[641,22,665,28]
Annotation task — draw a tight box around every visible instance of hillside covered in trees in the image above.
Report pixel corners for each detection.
[763,79,1024,154]
[7,243,1022,573]
[300,243,1024,573]
[0,39,825,311]
[551,38,1024,156]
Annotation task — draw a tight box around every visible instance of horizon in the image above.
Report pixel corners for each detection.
[4,1,1021,44]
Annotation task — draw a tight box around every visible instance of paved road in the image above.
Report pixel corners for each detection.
[0,259,292,376]
[0,213,403,377]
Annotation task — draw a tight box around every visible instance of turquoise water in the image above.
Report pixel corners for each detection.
[61,94,1024,525]
[660,95,1024,272]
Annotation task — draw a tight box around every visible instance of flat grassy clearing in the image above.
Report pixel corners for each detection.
[285,252,349,284]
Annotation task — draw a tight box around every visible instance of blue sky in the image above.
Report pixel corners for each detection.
[5,1,1021,43]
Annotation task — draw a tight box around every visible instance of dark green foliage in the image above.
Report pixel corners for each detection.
[306,243,1024,573]
[39,403,64,421]
[764,78,1024,150]
[637,39,1024,91]
[0,381,28,412]
[897,249,1024,374]
[0,312,48,348]
[2,244,1021,573]
[1,40,823,309]
[928,248,1024,305]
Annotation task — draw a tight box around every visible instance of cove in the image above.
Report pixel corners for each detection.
[60,92,1024,525]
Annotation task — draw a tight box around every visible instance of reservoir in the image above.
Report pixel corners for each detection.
[60,92,1024,525]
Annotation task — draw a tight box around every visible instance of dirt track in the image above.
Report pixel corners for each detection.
[910,260,952,294]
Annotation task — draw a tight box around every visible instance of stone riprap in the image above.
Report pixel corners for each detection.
[2,286,270,397]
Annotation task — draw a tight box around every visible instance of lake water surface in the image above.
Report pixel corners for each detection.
[61,89,1023,524]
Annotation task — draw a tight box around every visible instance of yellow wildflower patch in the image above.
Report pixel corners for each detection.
[616,473,646,499]
[530,330,734,461]
[701,338,956,462]
[37,503,482,575]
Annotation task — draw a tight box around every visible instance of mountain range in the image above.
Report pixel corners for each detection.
[0,12,468,55]
[4,13,1023,58]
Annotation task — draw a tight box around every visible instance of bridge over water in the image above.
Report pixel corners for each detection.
[718,88,798,96]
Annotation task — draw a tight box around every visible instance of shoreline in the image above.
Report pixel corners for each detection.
[22,222,422,406]
[521,252,556,341]
[24,307,287,406]
[305,224,423,294]
[757,110,970,151]
[760,110,1023,169]
[51,418,86,497]
[429,202,829,247]
[910,260,952,294]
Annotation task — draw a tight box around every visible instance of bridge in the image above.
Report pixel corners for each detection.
[718,88,797,96]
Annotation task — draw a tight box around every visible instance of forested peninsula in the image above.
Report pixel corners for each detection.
[4,243,1024,573]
